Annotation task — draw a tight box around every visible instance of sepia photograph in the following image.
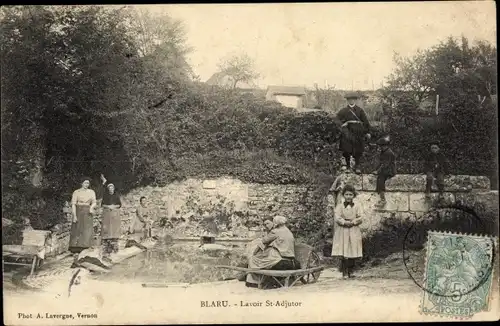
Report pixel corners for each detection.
[2,2,498,324]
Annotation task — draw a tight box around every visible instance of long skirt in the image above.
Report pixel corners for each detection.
[246,238,286,286]
[69,205,94,253]
[246,254,300,287]
[331,224,363,258]
[101,207,121,240]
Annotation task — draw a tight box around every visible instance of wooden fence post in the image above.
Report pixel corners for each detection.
[435,95,440,116]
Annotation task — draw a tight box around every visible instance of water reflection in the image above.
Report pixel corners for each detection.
[97,242,246,284]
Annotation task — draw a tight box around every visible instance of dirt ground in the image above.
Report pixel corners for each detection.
[3,247,499,324]
[4,267,499,324]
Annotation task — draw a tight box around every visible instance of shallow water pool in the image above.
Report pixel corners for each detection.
[96,242,248,284]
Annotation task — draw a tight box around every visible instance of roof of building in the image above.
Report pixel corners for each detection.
[205,72,224,85]
[266,85,307,96]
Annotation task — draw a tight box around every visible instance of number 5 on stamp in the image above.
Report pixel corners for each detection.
[420,231,496,319]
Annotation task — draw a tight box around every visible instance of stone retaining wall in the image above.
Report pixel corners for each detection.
[88,178,310,238]
[50,174,495,253]
[328,173,494,236]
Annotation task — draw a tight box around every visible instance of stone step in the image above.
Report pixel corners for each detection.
[332,190,498,238]
[332,173,490,192]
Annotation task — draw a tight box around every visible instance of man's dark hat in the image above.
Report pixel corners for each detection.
[345,92,359,99]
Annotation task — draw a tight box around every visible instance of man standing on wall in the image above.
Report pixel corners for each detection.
[335,92,371,174]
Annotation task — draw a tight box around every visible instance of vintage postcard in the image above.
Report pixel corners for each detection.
[2,2,498,324]
[421,231,496,319]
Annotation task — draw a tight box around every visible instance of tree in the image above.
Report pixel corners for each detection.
[310,84,345,112]
[385,50,434,105]
[382,36,496,114]
[215,53,260,89]
[1,5,150,227]
[127,7,194,80]
[379,35,497,186]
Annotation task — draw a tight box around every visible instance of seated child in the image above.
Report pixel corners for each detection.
[424,143,448,198]
[129,196,152,241]
[373,135,396,206]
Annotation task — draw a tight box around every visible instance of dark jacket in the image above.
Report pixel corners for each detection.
[377,147,396,177]
[336,105,371,135]
[424,152,448,174]
[336,105,371,154]
[102,182,122,207]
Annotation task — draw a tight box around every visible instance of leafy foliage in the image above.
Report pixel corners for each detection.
[310,85,345,112]
[1,5,170,229]
[1,4,496,245]
[215,53,260,89]
[375,36,497,185]
[383,36,496,106]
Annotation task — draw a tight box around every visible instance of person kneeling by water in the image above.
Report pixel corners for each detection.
[129,196,153,241]
[245,215,300,289]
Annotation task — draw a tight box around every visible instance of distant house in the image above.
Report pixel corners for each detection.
[266,86,307,109]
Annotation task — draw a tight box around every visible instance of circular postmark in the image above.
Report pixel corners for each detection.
[402,204,496,299]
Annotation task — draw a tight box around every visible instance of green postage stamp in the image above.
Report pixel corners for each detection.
[421,231,496,319]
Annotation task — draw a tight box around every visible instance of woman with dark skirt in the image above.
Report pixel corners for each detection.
[70,177,97,255]
[245,215,299,288]
[100,174,122,261]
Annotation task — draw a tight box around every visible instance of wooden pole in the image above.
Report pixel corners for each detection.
[435,94,439,116]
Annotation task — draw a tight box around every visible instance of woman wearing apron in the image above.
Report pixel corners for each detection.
[100,175,122,260]
[70,177,97,254]
[245,215,299,288]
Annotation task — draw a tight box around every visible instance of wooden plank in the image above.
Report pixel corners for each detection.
[142,283,190,288]
[215,265,324,277]
[105,238,157,265]
[3,245,41,255]
[78,262,111,273]
[214,265,262,273]
[3,262,33,266]
[22,230,50,246]
[30,256,37,275]
[173,237,252,243]
[290,276,303,287]
[253,267,324,277]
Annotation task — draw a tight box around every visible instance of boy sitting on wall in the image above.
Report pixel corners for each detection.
[424,143,449,199]
[372,135,396,207]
